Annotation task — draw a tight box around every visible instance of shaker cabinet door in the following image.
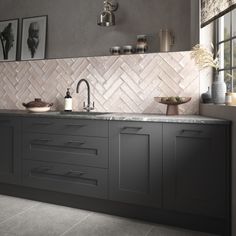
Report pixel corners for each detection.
[0,117,21,184]
[109,121,163,208]
[163,124,229,218]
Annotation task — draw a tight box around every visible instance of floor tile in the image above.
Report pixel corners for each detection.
[147,225,218,236]
[63,212,152,236]
[0,202,90,236]
[0,194,38,223]
[0,233,18,236]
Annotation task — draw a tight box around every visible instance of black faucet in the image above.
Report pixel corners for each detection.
[76,79,95,112]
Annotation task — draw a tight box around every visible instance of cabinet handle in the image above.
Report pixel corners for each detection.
[65,141,85,146]
[32,166,52,174]
[66,124,86,128]
[32,122,53,126]
[31,167,85,178]
[181,129,202,134]
[67,170,85,176]
[121,127,143,133]
[0,120,10,123]
[31,139,52,144]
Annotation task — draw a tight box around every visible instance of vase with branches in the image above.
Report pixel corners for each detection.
[191,44,226,104]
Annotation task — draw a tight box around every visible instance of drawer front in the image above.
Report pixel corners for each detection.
[22,160,108,199]
[22,133,108,168]
[22,118,108,137]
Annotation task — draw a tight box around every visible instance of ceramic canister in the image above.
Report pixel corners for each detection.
[159,29,174,52]
[212,72,227,104]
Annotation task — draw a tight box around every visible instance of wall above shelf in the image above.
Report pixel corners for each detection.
[0,0,199,62]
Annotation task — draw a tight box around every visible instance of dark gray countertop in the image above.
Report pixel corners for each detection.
[0,109,230,125]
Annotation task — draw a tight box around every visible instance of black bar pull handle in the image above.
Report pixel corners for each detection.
[66,124,86,128]
[32,122,53,126]
[121,127,143,133]
[31,139,52,144]
[181,129,202,134]
[0,120,10,123]
[31,166,52,174]
[67,170,85,176]
[65,141,85,146]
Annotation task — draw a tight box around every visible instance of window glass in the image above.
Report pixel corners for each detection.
[224,12,231,40]
[218,12,231,42]
[233,39,236,67]
[232,9,236,36]
[224,70,232,91]
[219,42,231,69]
[233,70,236,92]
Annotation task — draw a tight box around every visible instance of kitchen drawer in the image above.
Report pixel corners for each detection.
[22,133,108,168]
[22,118,108,137]
[22,160,108,199]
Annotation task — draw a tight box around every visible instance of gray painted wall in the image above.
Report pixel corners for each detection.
[0,0,199,59]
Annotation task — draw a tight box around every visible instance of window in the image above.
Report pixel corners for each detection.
[216,9,236,92]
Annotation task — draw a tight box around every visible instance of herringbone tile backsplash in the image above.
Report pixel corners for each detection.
[0,51,199,114]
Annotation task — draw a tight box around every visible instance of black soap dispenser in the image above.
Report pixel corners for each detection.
[64,88,72,112]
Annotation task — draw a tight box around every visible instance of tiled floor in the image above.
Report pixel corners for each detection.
[0,194,217,236]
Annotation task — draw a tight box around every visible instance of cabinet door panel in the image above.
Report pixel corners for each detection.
[119,133,149,193]
[0,117,20,184]
[163,124,228,218]
[109,121,162,208]
[23,118,108,137]
[22,133,108,168]
[22,160,108,199]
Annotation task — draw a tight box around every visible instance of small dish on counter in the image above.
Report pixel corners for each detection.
[155,97,191,115]
[22,98,53,113]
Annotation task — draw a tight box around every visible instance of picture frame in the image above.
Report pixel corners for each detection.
[0,19,19,62]
[21,15,47,61]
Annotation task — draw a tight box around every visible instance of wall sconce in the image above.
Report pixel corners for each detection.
[97,0,119,27]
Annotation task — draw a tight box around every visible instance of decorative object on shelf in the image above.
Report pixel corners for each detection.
[136,35,148,53]
[22,98,53,112]
[191,44,226,104]
[201,87,212,103]
[230,92,236,105]
[97,0,118,27]
[110,46,121,55]
[212,72,227,104]
[159,29,174,52]
[123,45,134,55]
[21,15,47,61]
[64,88,72,112]
[0,19,19,61]
[155,97,191,115]
[225,92,232,105]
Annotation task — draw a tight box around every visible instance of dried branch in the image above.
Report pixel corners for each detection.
[191,44,219,71]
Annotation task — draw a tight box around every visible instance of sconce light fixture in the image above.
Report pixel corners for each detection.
[97,0,119,27]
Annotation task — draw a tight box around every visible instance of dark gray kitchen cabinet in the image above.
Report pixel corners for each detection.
[163,124,229,218]
[109,121,163,208]
[0,117,20,184]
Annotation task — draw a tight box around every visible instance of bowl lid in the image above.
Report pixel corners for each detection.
[22,98,53,108]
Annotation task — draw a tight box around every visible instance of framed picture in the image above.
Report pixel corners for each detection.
[0,19,19,61]
[21,15,47,60]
